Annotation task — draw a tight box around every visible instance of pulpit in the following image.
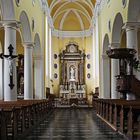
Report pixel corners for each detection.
[59,42,86,102]
[106,48,140,99]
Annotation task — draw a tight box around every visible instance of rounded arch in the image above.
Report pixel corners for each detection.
[19,11,31,43]
[111,13,123,44]
[0,0,15,20]
[103,34,110,54]
[33,33,43,99]
[101,34,110,99]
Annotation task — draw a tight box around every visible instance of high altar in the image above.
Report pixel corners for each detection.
[59,42,86,100]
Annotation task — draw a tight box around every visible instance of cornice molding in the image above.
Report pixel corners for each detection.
[123,22,140,30]
[52,28,93,38]
[0,20,21,29]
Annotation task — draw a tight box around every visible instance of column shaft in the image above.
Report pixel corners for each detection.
[4,27,17,101]
[24,45,33,99]
[111,59,119,99]
[126,27,138,50]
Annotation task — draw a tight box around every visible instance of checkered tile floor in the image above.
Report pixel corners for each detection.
[24,108,126,140]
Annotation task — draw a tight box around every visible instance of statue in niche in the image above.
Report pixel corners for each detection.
[70,66,75,80]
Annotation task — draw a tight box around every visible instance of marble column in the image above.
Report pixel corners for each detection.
[2,21,20,101]
[126,26,138,50]
[24,43,34,99]
[101,54,110,99]
[34,55,44,99]
[110,43,120,99]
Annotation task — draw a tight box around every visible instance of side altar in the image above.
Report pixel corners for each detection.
[59,42,86,101]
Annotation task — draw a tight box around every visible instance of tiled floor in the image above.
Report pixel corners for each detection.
[25,108,126,140]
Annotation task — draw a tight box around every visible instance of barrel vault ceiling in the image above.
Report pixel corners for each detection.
[46,0,96,31]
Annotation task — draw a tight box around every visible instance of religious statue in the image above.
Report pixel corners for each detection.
[8,58,14,76]
[70,66,75,80]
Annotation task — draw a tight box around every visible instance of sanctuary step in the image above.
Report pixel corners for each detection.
[24,108,125,140]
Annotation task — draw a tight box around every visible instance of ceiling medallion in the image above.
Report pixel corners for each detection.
[15,0,20,7]
[122,0,127,8]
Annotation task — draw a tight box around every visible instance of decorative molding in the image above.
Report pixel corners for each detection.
[52,28,93,38]
[122,22,140,30]
[23,42,35,48]
[0,20,21,29]
[109,42,120,48]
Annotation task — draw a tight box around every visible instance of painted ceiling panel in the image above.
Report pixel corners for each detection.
[63,12,82,31]
[47,0,95,31]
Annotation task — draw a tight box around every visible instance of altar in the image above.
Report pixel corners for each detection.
[59,42,86,100]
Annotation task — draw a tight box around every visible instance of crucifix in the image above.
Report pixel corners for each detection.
[0,44,17,89]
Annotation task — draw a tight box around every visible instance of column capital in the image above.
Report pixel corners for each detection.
[23,42,35,48]
[0,20,21,29]
[109,42,120,48]
[123,22,140,31]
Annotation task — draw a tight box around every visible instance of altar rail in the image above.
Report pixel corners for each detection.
[0,99,55,140]
[93,98,140,140]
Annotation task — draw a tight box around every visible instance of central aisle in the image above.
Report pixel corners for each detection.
[25,108,125,140]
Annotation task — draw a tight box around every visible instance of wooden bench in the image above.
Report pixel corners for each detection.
[0,99,55,140]
[93,98,140,140]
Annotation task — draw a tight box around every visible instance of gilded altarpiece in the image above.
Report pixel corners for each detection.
[59,42,86,99]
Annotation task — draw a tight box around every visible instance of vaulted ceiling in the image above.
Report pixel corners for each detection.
[47,0,96,31]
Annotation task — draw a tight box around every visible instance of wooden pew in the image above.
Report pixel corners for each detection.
[0,99,55,140]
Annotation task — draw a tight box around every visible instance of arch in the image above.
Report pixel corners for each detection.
[103,34,110,54]
[111,13,123,44]
[53,8,91,23]
[33,33,44,99]
[52,1,91,20]
[19,11,31,43]
[50,0,93,13]
[101,34,110,99]
[0,0,15,20]
[59,9,84,30]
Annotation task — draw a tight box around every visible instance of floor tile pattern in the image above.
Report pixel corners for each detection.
[25,108,126,140]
